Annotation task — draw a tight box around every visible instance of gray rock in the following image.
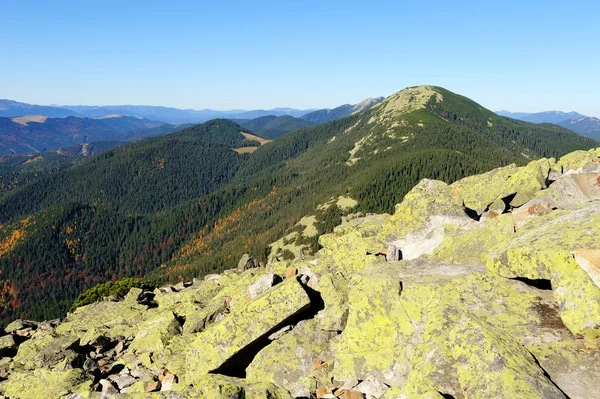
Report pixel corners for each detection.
[248,272,278,299]
[111,373,137,390]
[4,319,36,334]
[237,254,258,272]
[99,378,118,394]
[386,245,400,262]
[204,273,222,282]
[354,376,388,398]
[541,173,600,209]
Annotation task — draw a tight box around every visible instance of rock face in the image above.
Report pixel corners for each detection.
[0,147,600,398]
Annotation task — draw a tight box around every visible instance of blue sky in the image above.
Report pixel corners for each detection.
[1,0,598,115]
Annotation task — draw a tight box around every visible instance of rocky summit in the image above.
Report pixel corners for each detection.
[1,148,600,399]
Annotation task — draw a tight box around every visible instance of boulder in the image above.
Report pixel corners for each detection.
[238,254,258,272]
[450,159,552,214]
[378,179,472,260]
[185,277,312,381]
[129,311,181,354]
[535,173,600,209]
[511,198,553,229]
[315,273,349,331]
[246,319,334,393]
[0,368,89,399]
[248,272,279,299]
[332,266,413,386]
[190,374,292,398]
[12,332,79,370]
[0,334,17,357]
[487,202,600,339]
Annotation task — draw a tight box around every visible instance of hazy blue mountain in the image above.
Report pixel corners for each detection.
[558,117,600,141]
[301,96,384,124]
[231,108,315,119]
[0,99,78,118]
[495,110,586,124]
[495,110,534,119]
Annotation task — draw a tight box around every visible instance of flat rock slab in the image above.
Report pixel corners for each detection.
[186,278,311,381]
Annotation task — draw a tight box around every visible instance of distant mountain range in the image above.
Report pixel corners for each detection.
[0,100,75,118]
[0,99,317,125]
[495,110,600,140]
[0,96,387,154]
[0,115,182,155]
[301,97,385,124]
[557,117,600,140]
[496,110,587,124]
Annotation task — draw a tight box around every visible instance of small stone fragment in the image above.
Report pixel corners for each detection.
[386,245,400,261]
[146,380,161,392]
[285,267,298,279]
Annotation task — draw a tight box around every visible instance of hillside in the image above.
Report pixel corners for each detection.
[0,147,598,398]
[0,116,166,155]
[558,116,600,140]
[0,86,596,326]
[301,96,384,124]
[238,115,315,139]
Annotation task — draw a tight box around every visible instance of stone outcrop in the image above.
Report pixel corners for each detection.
[0,147,599,398]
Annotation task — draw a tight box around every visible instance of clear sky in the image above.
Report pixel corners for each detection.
[1,0,598,115]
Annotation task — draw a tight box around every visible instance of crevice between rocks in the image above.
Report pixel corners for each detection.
[529,351,572,399]
[210,278,325,378]
[510,277,552,291]
[463,206,481,222]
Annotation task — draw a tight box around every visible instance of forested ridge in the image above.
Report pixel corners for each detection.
[0,86,597,325]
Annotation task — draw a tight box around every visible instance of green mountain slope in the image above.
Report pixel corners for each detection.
[0,86,596,325]
[238,115,314,139]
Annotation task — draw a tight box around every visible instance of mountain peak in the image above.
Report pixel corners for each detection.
[350,96,385,114]
[368,85,444,124]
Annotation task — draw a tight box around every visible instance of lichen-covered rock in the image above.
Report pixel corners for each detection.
[555,148,600,173]
[129,310,180,354]
[535,173,600,209]
[318,215,386,274]
[0,368,89,399]
[189,374,292,398]
[12,332,79,370]
[246,319,334,393]
[403,314,565,399]
[0,334,16,357]
[377,180,470,260]
[185,277,311,381]
[487,202,600,339]
[56,299,148,344]
[332,265,413,386]
[314,273,349,331]
[237,253,258,272]
[432,213,515,264]
[450,158,552,214]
